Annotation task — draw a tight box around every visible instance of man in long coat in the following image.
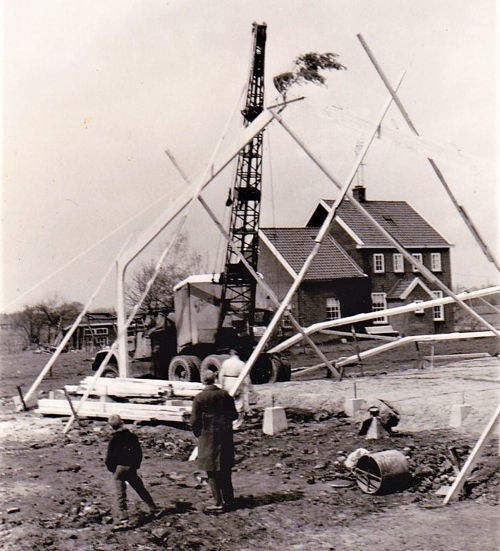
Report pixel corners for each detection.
[191,370,238,512]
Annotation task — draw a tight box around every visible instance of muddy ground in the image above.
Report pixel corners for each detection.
[0,341,499,550]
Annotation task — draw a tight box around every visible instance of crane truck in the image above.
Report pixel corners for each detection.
[91,23,291,384]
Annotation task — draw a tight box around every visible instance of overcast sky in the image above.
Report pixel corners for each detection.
[2,0,498,313]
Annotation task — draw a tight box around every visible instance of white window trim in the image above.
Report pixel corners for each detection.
[373,253,385,273]
[393,253,404,273]
[412,253,423,272]
[432,291,445,321]
[431,252,442,272]
[326,297,341,321]
[371,292,388,324]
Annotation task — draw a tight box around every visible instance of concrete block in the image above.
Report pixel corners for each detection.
[263,407,288,436]
[344,398,364,418]
[449,404,472,428]
[13,394,38,412]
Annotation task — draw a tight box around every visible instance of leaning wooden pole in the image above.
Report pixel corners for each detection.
[357,33,500,272]
[21,236,131,408]
[269,287,500,354]
[165,149,340,377]
[275,117,500,339]
[197,196,340,378]
[444,404,500,505]
[228,75,406,395]
[63,109,277,432]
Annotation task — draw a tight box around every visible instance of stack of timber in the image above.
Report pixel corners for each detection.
[36,377,204,424]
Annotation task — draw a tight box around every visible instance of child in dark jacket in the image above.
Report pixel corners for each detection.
[105,414,158,528]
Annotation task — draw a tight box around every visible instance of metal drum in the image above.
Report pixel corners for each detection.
[354,450,410,494]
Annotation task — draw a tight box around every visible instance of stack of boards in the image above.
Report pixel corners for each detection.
[36,377,204,423]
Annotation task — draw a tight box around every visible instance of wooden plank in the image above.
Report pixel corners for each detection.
[423,353,490,361]
[37,398,191,423]
[444,404,500,504]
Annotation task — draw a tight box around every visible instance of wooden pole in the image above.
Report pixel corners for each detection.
[22,236,132,406]
[164,142,340,379]
[357,34,500,273]
[63,388,82,428]
[114,110,276,376]
[444,404,500,505]
[227,75,407,395]
[196,196,340,378]
[276,114,500,339]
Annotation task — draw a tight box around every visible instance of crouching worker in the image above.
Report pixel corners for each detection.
[105,414,159,529]
[191,371,238,513]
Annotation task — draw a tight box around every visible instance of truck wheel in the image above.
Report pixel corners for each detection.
[269,356,291,383]
[200,354,230,383]
[250,354,273,384]
[168,356,201,382]
[102,365,118,378]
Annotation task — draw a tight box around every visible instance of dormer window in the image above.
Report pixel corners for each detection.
[373,253,385,273]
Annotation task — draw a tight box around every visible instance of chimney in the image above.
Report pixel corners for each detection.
[353,185,366,203]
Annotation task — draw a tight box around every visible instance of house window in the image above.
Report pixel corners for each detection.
[371,292,387,324]
[431,253,442,272]
[281,314,293,329]
[414,300,424,314]
[84,327,109,336]
[412,253,423,272]
[373,253,385,273]
[393,253,404,273]
[326,297,341,321]
[432,291,444,321]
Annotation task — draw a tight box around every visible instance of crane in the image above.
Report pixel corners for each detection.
[217,22,267,345]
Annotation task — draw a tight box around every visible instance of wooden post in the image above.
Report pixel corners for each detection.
[16,386,27,411]
[351,325,364,376]
[63,388,82,428]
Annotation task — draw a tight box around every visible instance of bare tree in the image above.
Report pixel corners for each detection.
[126,235,205,313]
[11,298,83,346]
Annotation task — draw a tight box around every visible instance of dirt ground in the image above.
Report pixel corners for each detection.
[0,342,499,551]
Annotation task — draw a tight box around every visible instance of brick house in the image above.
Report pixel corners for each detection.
[258,227,370,330]
[305,185,454,334]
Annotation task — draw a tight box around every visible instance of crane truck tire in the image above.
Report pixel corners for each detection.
[168,355,201,382]
[92,351,119,378]
[200,354,231,383]
[269,355,292,383]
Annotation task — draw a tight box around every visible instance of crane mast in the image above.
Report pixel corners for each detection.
[218,22,267,342]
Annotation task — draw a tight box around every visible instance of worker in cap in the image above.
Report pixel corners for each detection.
[191,370,238,513]
[105,414,159,529]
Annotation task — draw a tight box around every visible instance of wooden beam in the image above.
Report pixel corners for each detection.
[269,286,500,354]
[444,404,500,504]
[37,399,191,423]
[227,75,407,394]
[21,236,131,406]
[357,34,500,273]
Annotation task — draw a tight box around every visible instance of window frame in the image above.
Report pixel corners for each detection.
[412,253,423,272]
[431,252,442,272]
[326,297,341,321]
[393,253,404,273]
[371,292,388,324]
[373,253,385,274]
[432,290,445,321]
